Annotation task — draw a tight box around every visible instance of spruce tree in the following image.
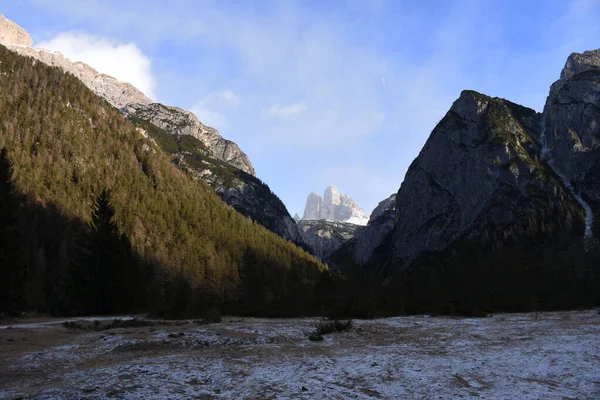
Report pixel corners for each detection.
[0,148,26,315]
[67,189,136,314]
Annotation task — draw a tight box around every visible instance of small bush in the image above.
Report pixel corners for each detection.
[314,318,353,335]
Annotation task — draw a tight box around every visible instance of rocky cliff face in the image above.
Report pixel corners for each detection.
[332,193,397,266]
[542,49,600,228]
[343,80,592,270]
[297,220,359,260]
[386,90,574,267]
[302,185,370,225]
[123,103,255,175]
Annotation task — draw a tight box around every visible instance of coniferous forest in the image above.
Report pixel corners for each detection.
[0,43,599,320]
[0,45,324,318]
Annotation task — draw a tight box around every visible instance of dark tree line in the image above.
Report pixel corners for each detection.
[0,148,27,315]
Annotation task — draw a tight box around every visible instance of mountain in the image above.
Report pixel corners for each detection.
[542,49,600,238]
[301,185,370,225]
[330,193,396,266]
[0,15,152,109]
[338,87,588,270]
[122,103,303,244]
[327,49,600,315]
[297,220,359,260]
[0,43,323,317]
[0,14,303,245]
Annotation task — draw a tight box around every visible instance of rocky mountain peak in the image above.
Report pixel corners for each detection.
[324,185,341,205]
[560,49,600,80]
[301,186,370,225]
[450,90,492,121]
[0,14,32,47]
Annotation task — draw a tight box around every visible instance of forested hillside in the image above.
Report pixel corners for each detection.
[0,45,324,317]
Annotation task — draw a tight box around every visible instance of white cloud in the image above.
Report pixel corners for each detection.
[262,103,307,119]
[190,90,240,129]
[36,32,156,100]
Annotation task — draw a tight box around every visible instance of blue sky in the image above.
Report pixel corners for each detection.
[4,0,600,216]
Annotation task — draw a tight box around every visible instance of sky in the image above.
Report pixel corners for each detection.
[3,0,600,216]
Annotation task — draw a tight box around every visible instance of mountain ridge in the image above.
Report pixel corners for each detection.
[0,14,308,245]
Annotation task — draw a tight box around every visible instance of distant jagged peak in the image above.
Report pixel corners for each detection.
[301,185,370,225]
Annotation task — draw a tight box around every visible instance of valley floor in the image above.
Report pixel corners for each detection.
[0,311,599,399]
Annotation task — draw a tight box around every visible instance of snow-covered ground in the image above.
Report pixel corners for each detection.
[0,311,599,399]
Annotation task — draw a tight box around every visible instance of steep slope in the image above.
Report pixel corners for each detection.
[342,90,586,271]
[331,193,397,266]
[542,49,600,238]
[301,185,370,225]
[123,103,254,175]
[0,14,303,245]
[389,90,584,267]
[123,103,303,244]
[0,14,152,109]
[0,44,323,316]
[297,220,359,260]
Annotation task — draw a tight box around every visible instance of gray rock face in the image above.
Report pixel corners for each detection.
[560,50,600,80]
[303,192,323,220]
[354,89,583,270]
[336,193,397,265]
[297,220,359,260]
[0,14,32,47]
[369,193,397,224]
[219,179,303,244]
[543,49,600,203]
[123,103,255,176]
[302,185,370,225]
[387,90,580,267]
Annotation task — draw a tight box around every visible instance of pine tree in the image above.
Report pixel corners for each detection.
[0,148,26,315]
[67,189,137,314]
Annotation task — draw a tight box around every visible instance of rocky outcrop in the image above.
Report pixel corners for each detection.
[0,14,32,47]
[123,103,255,175]
[297,220,359,260]
[303,192,323,220]
[333,193,397,265]
[542,49,600,207]
[302,185,370,225]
